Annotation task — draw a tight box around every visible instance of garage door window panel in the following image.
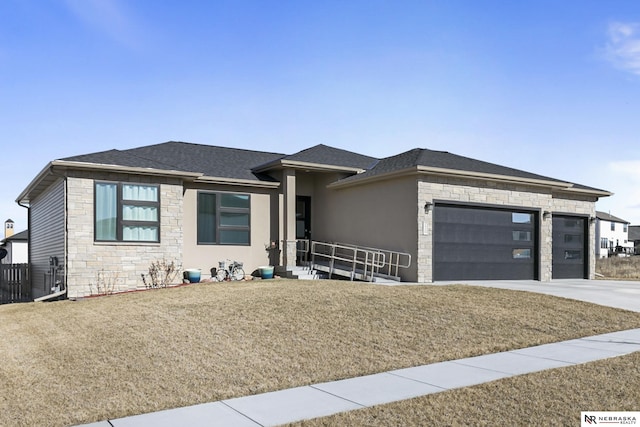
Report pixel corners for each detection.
[512,213,532,224]
[513,249,532,259]
[513,231,532,241]
[564,234,582,244]
[565,250,581,260]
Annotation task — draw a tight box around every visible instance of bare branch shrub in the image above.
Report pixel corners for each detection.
[89,270,120,296]
[143,259,181,288]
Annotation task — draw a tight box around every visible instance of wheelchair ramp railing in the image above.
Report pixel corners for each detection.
[335,242,411,280]
[309,241,411,282]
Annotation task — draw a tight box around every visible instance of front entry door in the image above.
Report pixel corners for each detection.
[296,196,311,240]
[296,196,311,265]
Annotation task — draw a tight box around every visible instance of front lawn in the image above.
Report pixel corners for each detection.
[597,255,640,280]
[1,280,639,426]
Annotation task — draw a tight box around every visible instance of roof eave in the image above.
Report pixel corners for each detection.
[51,160,204,178]
[16,160,204,205]
[555,187,613,198]
[328,166,607,196]
[595,211,628,223]
[416,166,575,189]
[253,159,366,174]
[16,162,55,205]
[195,175,281,188]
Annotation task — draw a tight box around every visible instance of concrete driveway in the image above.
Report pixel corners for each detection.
[433,279,640,312]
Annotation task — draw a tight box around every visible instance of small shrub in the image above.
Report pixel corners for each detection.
[142,259,181,288]
[89,270,120,295]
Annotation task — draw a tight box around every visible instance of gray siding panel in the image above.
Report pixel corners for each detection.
[30,179,65,298]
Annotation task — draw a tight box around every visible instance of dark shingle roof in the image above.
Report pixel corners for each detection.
[62,142,378,181]
[596,211,629,224]
[282,144,378,170]
[125,142,284,181]
[6,229,28,241]
[1,229,28,245]
[62,141,286,181]
[629,226,640,241]
[335,148,576,186]
[63,149,174,170]
[59,142,608,194]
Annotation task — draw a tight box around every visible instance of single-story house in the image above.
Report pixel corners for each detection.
[17,141,610,299]
[594,211,634,258]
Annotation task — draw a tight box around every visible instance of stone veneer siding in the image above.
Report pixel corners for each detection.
[65,172,184,298]
[417,176,596,283]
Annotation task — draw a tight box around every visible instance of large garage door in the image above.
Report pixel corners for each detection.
[433,205,538,281]
[552,215,587,279]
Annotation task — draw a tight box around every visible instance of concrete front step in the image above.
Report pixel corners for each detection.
[290,269,329,280]
[276,266,329,280]
[276,266,400,282]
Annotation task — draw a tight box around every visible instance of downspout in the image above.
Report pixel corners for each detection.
[595,218,601,258]
[17,199,31,300]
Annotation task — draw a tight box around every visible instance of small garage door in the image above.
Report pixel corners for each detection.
[433,205,538,281]
[552,215,587,279]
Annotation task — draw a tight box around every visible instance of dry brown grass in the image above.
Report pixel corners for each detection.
[292,352,640,427]
[1,280,640,427]
[596,256,640,279]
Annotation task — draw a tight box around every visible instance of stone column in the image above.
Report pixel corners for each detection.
[282,168,297,268]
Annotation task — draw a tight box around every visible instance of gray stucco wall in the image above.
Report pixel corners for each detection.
[181,183,277,279]
[316,175,419,281]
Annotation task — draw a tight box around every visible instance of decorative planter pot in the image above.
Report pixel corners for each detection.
[258,266,274,279]
[184,269,201,283]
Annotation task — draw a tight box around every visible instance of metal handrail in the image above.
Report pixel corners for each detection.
[334,242,411,278]
[310,241,386,282]
[296,239,310,267]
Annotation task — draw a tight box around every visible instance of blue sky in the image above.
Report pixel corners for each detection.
[2,0,640,233]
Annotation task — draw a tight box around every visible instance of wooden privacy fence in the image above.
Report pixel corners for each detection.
[0,263,30,304]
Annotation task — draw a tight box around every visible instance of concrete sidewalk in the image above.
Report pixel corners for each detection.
[78,327,640,427]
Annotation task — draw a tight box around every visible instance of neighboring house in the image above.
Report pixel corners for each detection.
[4,219,14,238]
[16,141,610,299]
[1,220,28,264]
[628,225,640,255]
[594,211,633,258]
[1,229,29,264]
